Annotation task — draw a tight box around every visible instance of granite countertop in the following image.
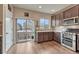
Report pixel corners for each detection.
[36,30,53,32]
[36,29,54,32]
[36,29,63,32]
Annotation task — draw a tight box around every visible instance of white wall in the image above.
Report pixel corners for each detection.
[3,4,14,53]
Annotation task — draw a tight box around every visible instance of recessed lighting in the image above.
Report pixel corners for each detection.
[51,10,55,12]
[38,6,42,8]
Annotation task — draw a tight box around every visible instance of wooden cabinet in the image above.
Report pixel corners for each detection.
[38,32,44,42]
[53,32,61,44]
[36,32,61,44]
[57,32,61,43]
[59,13,64,25]
[51,5,79,25]
[51,13,63,26]
[51,16,56,27]
[37,32,54,43]
[63,8,71,19]
[48,32,54,41]
[55,14,60,26]
[43,32,49,41]
[71,5,78,17]
[63,5,79,19]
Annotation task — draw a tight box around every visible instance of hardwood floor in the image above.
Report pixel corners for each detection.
[8,41,77,54]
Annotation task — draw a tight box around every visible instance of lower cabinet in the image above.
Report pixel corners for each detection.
[43,32,49,41]
[37,32,54,43]
[36,31,61,43]
[48,32,54,41]
[53,32,61,44]
[38,32,44,42]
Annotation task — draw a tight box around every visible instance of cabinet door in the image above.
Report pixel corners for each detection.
[64,9,72,19]
[59,13,64,25]
[51,16,56,27]
[38,32,44,42]
[71,5,78,17]
[55,14,60,26]
[53,32,61,44]
[63,10,68,19]
[48,32,53,41]
[53,32,57,41]
[56,32,61,43]
[43,32,48,41]
[64,5,79,19]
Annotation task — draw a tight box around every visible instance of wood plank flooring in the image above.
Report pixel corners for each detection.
[8,41,77,54]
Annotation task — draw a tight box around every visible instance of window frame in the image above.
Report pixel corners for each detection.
[39,18,49,29]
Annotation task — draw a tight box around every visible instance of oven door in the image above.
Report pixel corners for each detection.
[61,33,76,51]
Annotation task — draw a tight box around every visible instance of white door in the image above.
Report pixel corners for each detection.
[5,17,13,51]
[16,19,35,42]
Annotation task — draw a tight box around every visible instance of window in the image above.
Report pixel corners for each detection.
[39,18,49,29]
[26,20,34,32]
[17,18,34,32]
[17,18,26,32]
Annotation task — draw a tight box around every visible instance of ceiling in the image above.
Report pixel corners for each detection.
[13,4,71,14]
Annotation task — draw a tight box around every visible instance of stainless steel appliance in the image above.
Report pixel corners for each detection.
[77,34,79,52]
[61,32,76,51]
[64,17,79,25]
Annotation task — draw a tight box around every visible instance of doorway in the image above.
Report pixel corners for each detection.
[16,18,35,43]
[5,15,13,52]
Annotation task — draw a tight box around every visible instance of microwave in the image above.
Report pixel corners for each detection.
[64,17,79,25]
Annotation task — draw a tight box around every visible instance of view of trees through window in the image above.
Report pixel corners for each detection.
[17,18,26,31]
[39,18,49,29]
[17,18,49,31]
[17,18,34,32]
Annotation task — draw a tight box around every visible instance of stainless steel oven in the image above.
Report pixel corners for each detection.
[61,32,76,51]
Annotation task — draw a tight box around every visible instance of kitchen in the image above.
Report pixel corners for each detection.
[34,4,79,53]
[3,4,79,54]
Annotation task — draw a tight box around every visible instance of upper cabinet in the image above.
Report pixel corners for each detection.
[51,15,56,27]
[59,13,64,25]
[56,13,64,26]
[63,5,79,25]
[63,8,71,19]
[71,5,79,17]
[51,12,63,27]
[63,5,79,19]
[55,14,60,26]
[51,5,79,26]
